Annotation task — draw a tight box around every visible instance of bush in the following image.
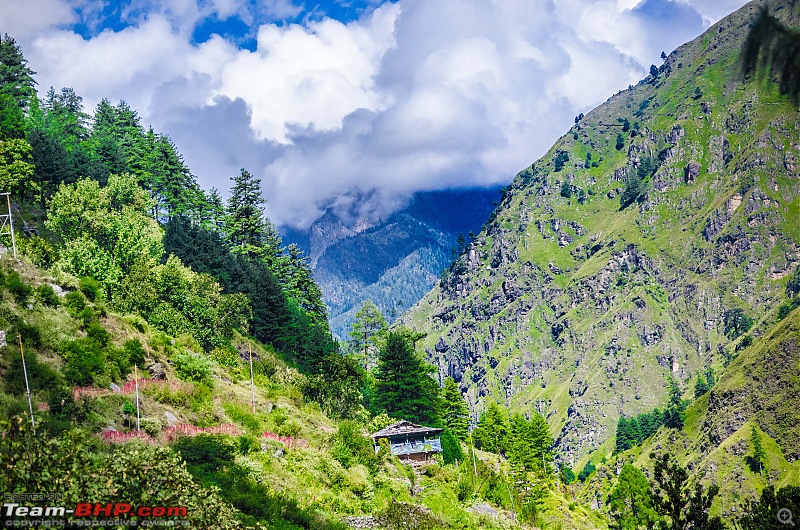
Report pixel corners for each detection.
[63,339,106,386]
[122,339,146,366]
[554,151,569,171]
[578,460,596,482]
[79,276,102,302]
[64,290,86,314]
[331,421,379,472]
[19,236,56,266]
[560,181,573,199]
[9,318,42,348]
[173,351,213,386]
[6,271,32,303]
[560,465,576,484]
[616,133,625,150]
[85,322,111,346]
[173,433,237,471]
[777,297,800,321]
[3,342,63,395]
[36,284,59,307]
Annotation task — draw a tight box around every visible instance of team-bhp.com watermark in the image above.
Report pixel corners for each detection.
[3,494,189,527]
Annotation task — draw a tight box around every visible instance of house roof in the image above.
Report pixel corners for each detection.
[370,420,443,439]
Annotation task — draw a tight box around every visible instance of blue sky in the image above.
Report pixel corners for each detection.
[2,0,749,227]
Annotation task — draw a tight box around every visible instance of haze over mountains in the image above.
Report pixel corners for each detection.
[281,187,500,339]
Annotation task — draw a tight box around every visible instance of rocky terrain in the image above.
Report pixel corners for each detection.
[400,0,800,470]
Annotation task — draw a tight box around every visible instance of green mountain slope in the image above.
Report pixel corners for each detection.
[400,0,800,470]
[588,306,800,519]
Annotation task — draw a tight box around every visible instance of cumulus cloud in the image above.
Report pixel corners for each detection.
[13,0,749,227]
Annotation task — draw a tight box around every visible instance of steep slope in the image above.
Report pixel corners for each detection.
[282,188,499,340]
[591,306,800,519]
[401,0,800,469]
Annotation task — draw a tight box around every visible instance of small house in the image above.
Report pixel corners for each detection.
[371,420,443,462]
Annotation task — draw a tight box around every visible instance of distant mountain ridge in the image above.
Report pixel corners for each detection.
[281,187,500,339]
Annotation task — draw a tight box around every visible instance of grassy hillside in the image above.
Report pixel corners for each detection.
[0,251,611,529]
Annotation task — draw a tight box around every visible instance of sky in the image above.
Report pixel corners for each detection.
[1,0,750,228]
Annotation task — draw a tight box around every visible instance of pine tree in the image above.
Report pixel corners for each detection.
[649,452,725,530]
[609,464,658,530]
[441,377,469,441]
[349,300,388,370]
[472,402,509,454]
[284,243,328,326]
[440,428,463,464]
[749,425,766,475]
[662,377,686,429]
[0,34,36,109]
[374,332,441,426]
[225,168,272,258]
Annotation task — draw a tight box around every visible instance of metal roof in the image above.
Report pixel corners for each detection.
[370,420,443,439]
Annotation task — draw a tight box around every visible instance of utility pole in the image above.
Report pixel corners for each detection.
[134,365,140,432]
[0,193,17,259]
[249,343,255,413]
[18,334,35,434]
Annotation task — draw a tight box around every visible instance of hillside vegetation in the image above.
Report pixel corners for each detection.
[400,0,800,522]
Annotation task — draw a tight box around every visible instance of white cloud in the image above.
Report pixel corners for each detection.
[0,0,74,40]
[15,0,750,227]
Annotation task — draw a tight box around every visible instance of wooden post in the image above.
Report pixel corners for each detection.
[249,343,255,413]
[18,334,34,434]
[134,365,140,432]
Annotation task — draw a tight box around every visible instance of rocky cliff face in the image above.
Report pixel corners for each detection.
[400,0,800,468]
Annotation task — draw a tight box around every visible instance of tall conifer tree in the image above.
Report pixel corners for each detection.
[374,332,441,425]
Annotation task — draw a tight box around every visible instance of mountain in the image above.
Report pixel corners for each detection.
[281,188,500,340]
[400,0,800,473]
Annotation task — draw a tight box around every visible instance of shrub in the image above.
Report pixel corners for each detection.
[122,339,146,366]
[85,322,111,346]
[6,271,32,304]
[63,343,106,386]
[35,284,59,307]
[276,419,302,438]
[3,343,63,395]
[173,351,213,386]
[19,236,56,266]
[578,460,596,482]
[560,181,573,199]
[139,417,163,437]
[173,434,237,471]
[377,501,446,530]
[736,334,754,351]
[211,345,240,367]
[64,290,86,314]
[79,276,102,302]
[331,421,379,472]
[560,465,576,484]
[554,151,569,171]
[777,298,800,321]
[9,318,42,348]
[616,133,625,150]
